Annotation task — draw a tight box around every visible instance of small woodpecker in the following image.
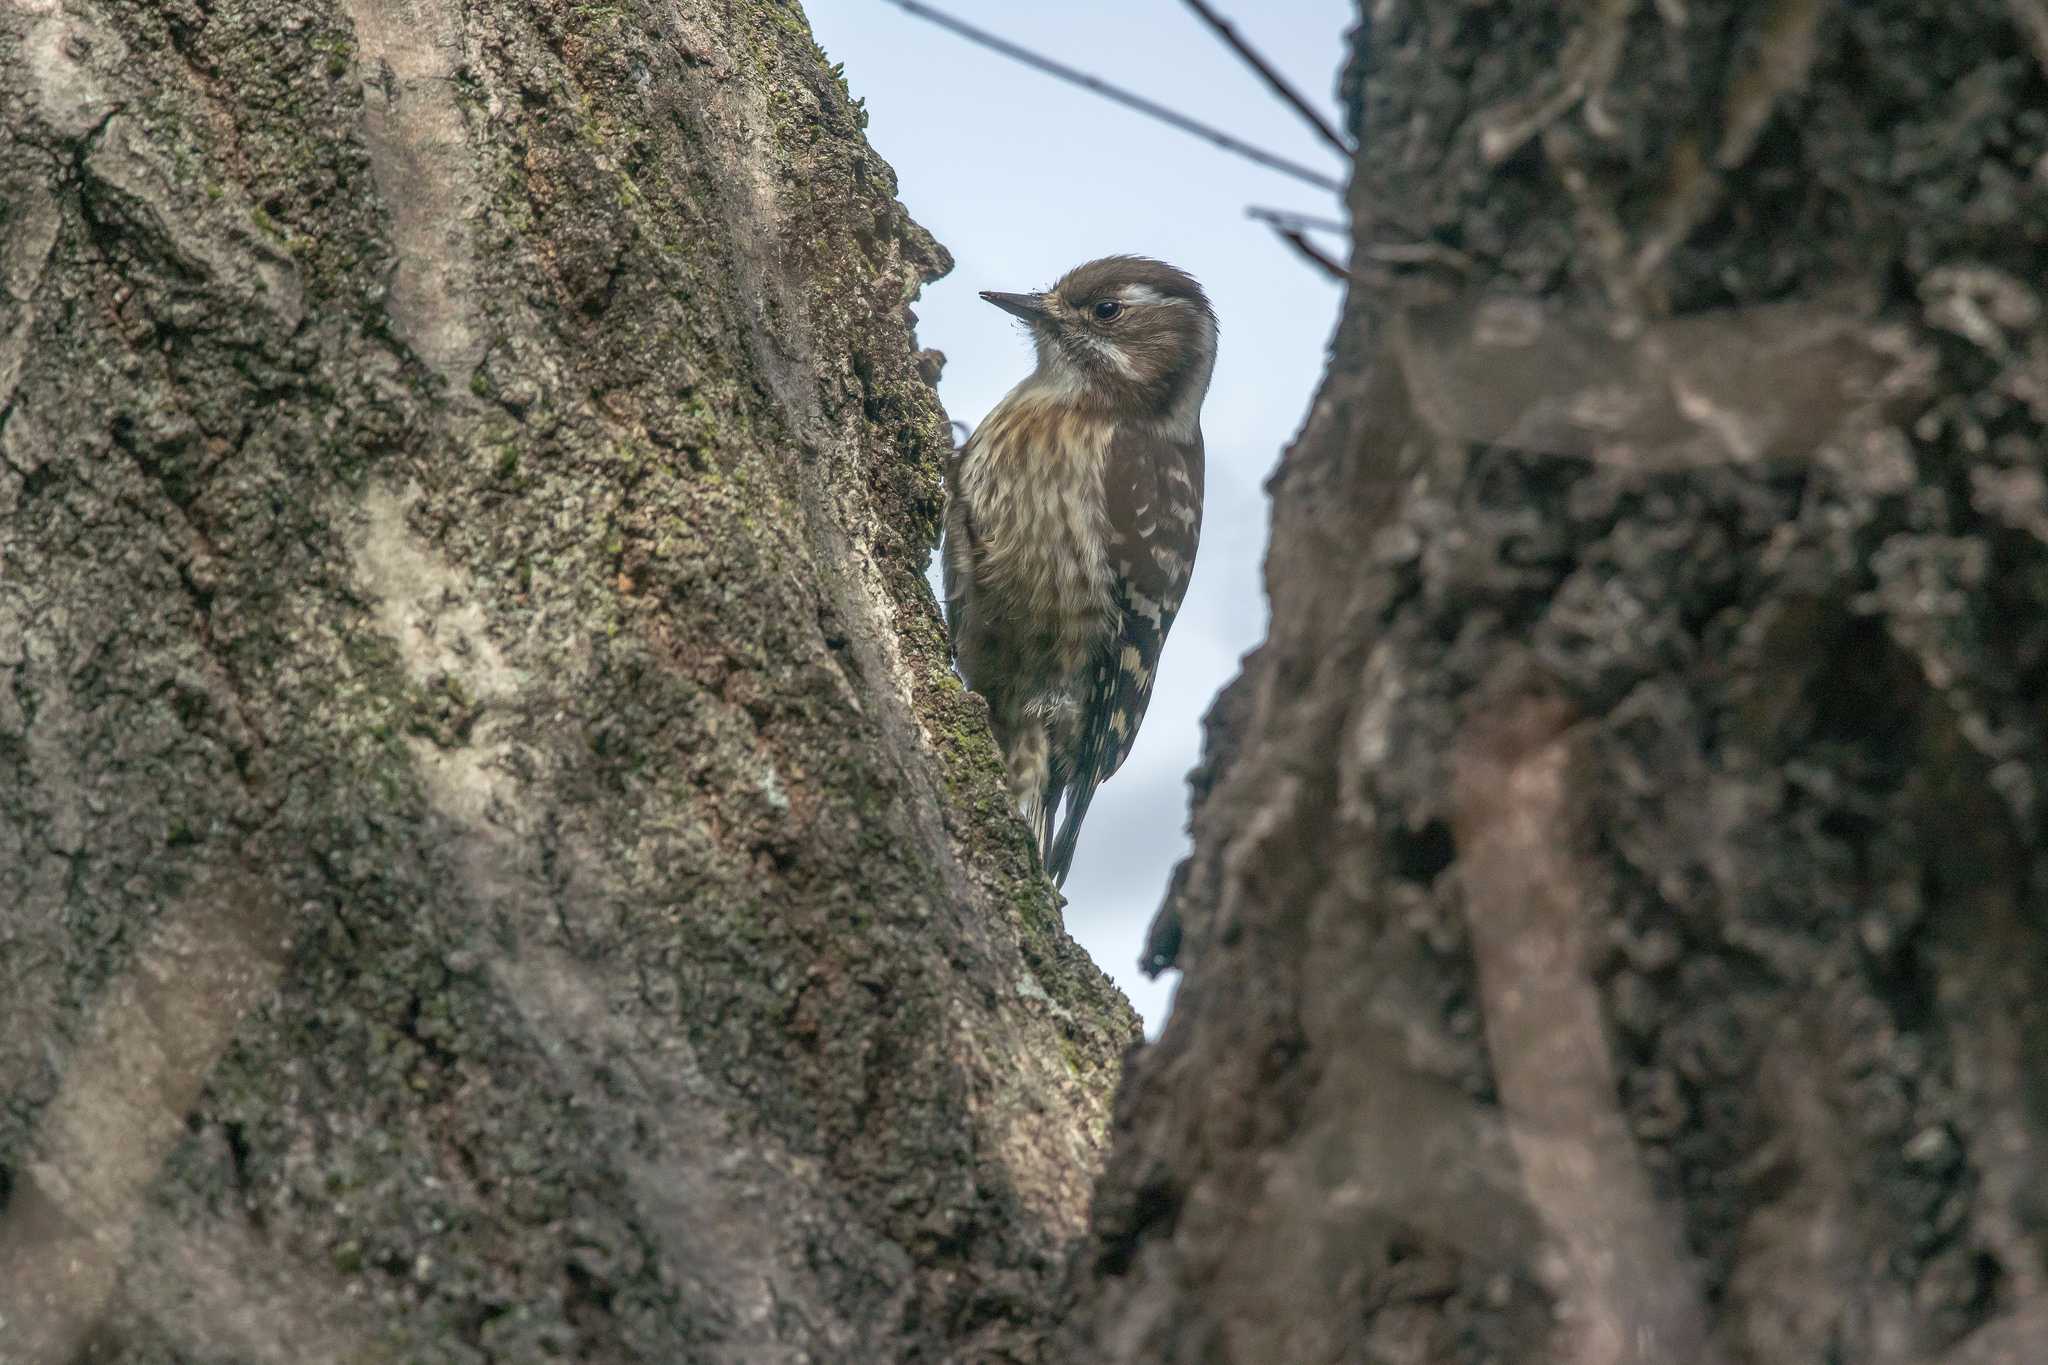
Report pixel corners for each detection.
[942,256,1215,885]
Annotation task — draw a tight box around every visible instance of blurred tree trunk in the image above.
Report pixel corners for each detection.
[0,1,1134,1361]
[1071,3,2048,1363]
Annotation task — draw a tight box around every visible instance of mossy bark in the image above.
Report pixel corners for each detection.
[1070,4,2048,1363]
[0,1,1134,1360]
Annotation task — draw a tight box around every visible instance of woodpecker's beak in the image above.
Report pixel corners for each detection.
[980,290,1050,322]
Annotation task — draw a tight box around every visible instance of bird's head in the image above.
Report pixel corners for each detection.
[981,255,1217,437]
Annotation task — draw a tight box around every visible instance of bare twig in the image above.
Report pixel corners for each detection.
[1255,212,1478,287]
[1246,205,1350,236]
[1251,201,1468,268]
[1180,0,1355,159]
[880,0,1346,194]
[1259,220,1352,282]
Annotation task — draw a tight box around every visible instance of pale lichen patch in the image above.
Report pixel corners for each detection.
[348,483,528,846]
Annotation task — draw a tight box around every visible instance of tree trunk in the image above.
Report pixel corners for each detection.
[0,1,1134,1361]
[1070,3,2048,1363]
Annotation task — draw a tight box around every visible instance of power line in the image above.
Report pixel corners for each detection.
[879,0,1348,194]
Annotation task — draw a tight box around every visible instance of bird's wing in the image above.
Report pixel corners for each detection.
[1046,423,1204,884]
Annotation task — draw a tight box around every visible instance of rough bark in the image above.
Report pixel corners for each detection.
[1072,3,2048,1363]
[0,1,1136,1361]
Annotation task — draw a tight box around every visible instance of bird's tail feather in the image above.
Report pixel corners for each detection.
[1046,781,1096,887]
[1003,726,1056,874]
[1028,790,1052,872]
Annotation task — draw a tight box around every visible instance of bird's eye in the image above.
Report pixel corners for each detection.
[1092,300,1122,321]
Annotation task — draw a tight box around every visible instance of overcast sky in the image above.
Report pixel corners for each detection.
[806,0,1355,1030]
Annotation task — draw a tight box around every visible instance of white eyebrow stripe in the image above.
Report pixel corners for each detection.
[1121,284,1176,306]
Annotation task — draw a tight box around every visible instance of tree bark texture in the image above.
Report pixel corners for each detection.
[0,1,1136,1361]
[1072,4,2048,1363]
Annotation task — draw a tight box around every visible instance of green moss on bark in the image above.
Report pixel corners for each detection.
[0,0,1134,1360]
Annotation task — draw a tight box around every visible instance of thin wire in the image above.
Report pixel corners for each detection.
[1181,0,1355,159]
[879,0,1347,194]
